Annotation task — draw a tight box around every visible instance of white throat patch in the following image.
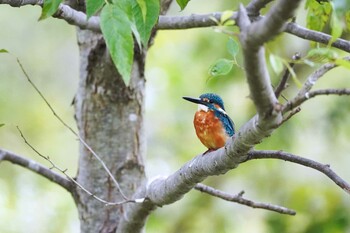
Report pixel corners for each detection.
[198,104,208,112]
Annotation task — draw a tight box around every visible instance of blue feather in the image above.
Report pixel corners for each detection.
[199,93,235,137]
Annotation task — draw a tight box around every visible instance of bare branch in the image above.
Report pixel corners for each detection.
[0,148,72,191]
[283,57,350,113]
[16,127,142,206]
[285,22,350,53]
[246,150,350,194]
[0,0,100,32]
[15,57,129,201]
[194,183,296,215]
[285,89,350,113]
[280,107,301,125]
[146,0,304,209]
[246,0,274,16]
[246,0,302,45]
[275,53,301,98]
[160,0,174,15]
[237,5,281,121]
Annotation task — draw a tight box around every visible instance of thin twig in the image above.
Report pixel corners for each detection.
[194,183,296,215]
[0,148,72,191]
[246,150,350,195]
[284,88,350,113]
[16,58,129,201]
[275,53,301,98]
[280,106,301,125]
[16,126,142,206]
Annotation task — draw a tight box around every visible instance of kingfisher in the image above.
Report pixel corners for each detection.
[183,93,235,152]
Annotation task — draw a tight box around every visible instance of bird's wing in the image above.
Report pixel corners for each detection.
[223,114,235,136]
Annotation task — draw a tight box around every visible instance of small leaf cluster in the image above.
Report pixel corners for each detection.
[208,38,240,78]
[305,0,350,46]
[38,0,160,85]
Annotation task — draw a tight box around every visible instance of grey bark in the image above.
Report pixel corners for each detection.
[73,29,147,233]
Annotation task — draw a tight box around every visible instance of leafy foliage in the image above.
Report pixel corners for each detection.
[39,0,63,20]
[86,0,105,18]
[208,58,234,77]
[176,0,191,10]
[208,37,240,78]
[132,0,160,47]
[305,0,350,46]
[305,0,332,32]
[99,0,159,85]
[100,2,134,85]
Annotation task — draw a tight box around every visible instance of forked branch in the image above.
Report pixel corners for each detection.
[0,148,72,191]
[246,150,350,194]
[194,183,296,215]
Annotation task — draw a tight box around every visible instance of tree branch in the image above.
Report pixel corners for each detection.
[283,57,350,113]
[0,0,100,32]
[15,56,130,201]
[274,53,301,98]
[0,148,73,192]
[246,0,274,16]
[194,183,296,215]
[246,150,350,194]
[1,0,350,53]
[285,88,350,113]
[145,0,300,209]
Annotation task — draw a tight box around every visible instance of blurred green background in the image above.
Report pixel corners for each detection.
[1,0,350,232]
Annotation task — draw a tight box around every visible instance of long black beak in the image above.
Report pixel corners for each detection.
[182,96,207,106]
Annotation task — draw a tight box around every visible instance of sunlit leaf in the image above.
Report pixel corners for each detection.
[269,54,284,75]
[329,2,343,46]
[136,0,147,21]
[39,0,63,20]
[132,0,159,47]
[209,59,234,77]
[86,0,105,18]
[220,11,234,25]
[100,3,134,85]
[305,48,338,63]
[305,0,332,32]
[334,59,350,70]
[176,0,190,10]
[0,49,9,53]
[346,11,350,32]
[281,60,302,88]
[227,38,239,58]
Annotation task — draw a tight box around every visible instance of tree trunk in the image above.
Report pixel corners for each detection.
[73,29,147,233]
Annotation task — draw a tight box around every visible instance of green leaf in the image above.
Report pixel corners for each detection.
[0,123,4,127]
[305,48,338,63]
[329,2,343,46]
[334,59,350,70]
[305,0,332,32]
[220,10,234,25]
[39,0,63,20]
[209,59,234,77]
[227,38,239,58]
[100,3,134,85]
[269,54,284,75]
[136,0,147,21]
[86,0,105,18]
[132,0,160,47]
[346,11,350,31]
[176,0,190,10]
[0,49,9,53]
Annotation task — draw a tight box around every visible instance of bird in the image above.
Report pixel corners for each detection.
[183,93,235,152]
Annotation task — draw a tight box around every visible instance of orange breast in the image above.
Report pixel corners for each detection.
[193,110,229,150]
